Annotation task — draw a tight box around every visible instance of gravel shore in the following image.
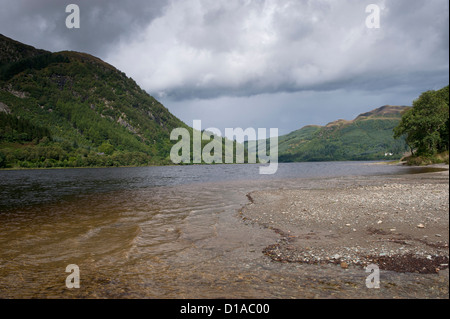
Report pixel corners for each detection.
[240,166,449,275]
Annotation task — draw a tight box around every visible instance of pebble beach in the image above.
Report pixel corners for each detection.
[240,166,449,277]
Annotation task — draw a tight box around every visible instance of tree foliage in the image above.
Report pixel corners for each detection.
[0,52,69,81]
[0,112,51,142]
[394,86,449,156]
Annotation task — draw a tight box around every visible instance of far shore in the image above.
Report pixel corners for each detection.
[2,160,449,172]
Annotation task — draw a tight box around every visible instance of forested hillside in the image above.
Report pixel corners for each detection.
[0,34,188,168]
[275,105,410,162]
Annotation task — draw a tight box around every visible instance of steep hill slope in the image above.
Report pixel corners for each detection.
[0,34,47,65]
[0,34,188,168]
[277,105,410,162]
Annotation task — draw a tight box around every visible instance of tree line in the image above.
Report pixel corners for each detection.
[0,112,51,143]
[0,52,69,81]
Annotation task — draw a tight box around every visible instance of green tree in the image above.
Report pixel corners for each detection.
[394,86,449,156]
[99,142,114,155]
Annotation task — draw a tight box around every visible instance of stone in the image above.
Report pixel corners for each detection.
[340,262,349,269]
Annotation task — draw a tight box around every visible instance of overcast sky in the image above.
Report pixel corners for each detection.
[0,0,448,137]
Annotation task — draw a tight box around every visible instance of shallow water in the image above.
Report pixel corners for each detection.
[0,162,448,298]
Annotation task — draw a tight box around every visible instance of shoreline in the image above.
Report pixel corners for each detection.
[2,160,448,171]
[240,168,449,275]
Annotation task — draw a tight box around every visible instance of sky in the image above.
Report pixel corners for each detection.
[0,0,448,137]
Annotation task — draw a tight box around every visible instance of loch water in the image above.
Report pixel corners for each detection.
[0,162,447,298]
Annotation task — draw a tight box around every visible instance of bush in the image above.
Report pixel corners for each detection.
[404,151,449,166]
[0,151,6,168]
[98,142,114,155]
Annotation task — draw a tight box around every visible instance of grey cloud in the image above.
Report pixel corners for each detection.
[0,0,168,56]
[0,0,448,104]
[103,0,448,101]
[161,86,422,138]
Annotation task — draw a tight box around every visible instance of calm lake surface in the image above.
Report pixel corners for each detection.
[0,162,447,298]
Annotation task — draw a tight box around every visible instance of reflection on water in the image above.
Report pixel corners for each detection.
[0,162,448,298]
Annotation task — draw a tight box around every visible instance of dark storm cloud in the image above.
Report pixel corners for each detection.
[0,0,168,56]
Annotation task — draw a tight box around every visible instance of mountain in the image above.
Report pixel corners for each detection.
[275,105,410,162]
[0,35,412,168]
[0,34,188,168]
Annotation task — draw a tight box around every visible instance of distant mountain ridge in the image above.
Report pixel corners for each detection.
[355,105,409,120]
[274,105,410,162]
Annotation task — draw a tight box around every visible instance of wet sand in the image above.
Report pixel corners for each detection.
[240,166,449,277]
